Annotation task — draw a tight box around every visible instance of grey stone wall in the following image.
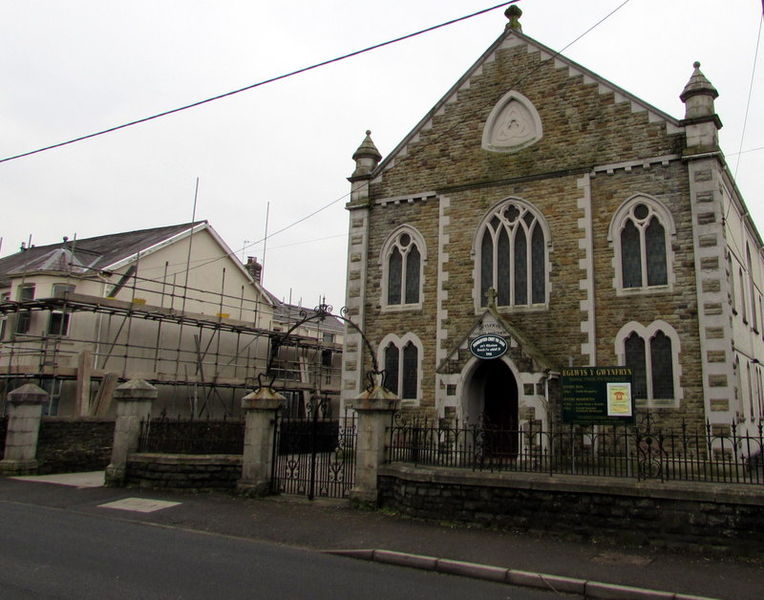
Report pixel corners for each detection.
[126,453,242,490]
[36,417,115,474]
[379,464,764,555]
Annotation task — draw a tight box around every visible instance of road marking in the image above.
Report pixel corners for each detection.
[98,498,181,513]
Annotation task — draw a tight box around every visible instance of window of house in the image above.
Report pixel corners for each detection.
[380,334,421,401]
[609,196,674,293]
[15,284,35,334]
[617,321,681,407]
[47,284,75,336]
[477,200,547,308]
[382,227,425,309]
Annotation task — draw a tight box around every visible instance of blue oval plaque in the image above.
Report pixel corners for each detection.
[470,334,508,359]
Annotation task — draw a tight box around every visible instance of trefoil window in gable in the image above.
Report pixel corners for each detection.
[482,90,543,153]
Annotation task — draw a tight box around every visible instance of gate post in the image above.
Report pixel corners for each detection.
[105,379,156,487]
[0,383,49,476]
[349,381,400,507]
[237,386,284,497]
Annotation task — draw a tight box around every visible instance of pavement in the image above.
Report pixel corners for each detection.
[0,472,762,600]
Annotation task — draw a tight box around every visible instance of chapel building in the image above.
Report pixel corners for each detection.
[340,7,764,435]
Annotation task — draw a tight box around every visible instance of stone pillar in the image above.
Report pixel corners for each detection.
[0,384,49,476]
[349,382,400,507]
[236,386,284,497]
[104,379,156,487]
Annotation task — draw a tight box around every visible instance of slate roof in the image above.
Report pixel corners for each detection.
[0,221,205,286]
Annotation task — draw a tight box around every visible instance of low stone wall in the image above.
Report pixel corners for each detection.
[379,464,764,555]
[126,453,242,490]
[36,417,115,474]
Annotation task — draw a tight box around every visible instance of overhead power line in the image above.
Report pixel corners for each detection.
[0,1,519,165]
[157,0,636,280]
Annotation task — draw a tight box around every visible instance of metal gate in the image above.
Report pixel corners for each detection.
[272,406,356,499]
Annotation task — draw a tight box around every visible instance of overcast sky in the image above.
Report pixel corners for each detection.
[1,0,762,309]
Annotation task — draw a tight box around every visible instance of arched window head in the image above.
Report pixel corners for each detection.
[382,227,425,309]
[616,321,681,408]
[610,196,675,293]
[477,199,548,308]
[380,333,421,403]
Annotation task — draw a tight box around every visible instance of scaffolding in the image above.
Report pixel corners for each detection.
[0,272,343,418]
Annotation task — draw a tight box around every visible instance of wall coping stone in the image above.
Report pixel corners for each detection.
[380,463,764,506]
[128,453,242,466]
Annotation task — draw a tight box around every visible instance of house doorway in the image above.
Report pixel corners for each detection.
[465,358,519,458]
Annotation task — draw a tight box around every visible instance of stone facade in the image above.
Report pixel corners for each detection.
[341,10,764,436]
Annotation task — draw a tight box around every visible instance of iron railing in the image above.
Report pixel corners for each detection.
[272,409,357,499]
[387,416,764,485]
[139,415,244,454]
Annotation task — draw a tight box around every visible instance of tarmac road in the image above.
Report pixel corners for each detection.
[0,473,762,599]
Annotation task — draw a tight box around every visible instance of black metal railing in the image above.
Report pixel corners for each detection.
[387,416,764,485]
[139,415,245,455]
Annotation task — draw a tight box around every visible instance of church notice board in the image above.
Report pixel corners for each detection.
[561,367,634,425]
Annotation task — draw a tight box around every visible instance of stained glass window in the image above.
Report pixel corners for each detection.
[479,202,546,307]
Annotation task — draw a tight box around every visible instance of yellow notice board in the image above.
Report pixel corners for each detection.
[606,383,633,417]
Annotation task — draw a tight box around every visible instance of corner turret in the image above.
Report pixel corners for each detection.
[680,62,722,154]
[349,130,382,180]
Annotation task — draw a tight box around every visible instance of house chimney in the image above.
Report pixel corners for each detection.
[245,256,263,283]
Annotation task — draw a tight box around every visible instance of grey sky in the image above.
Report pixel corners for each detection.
[1,0,762,308]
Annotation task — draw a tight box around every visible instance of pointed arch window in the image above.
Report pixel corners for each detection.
[610,196,674,293]
[381,335,421,402]
[382,228,425,309]
[477,200,547,308]
[617,321,681,407]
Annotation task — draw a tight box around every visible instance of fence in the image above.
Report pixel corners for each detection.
[387,416,764,485]
[139,416,245,454]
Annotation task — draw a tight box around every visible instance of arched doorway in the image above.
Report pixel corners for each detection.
[464,358,519,458]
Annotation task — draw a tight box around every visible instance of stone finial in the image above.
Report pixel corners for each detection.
[486,287,498,310]
[350,130,382,180]
[680,61,719,119]
[505,4,522,31]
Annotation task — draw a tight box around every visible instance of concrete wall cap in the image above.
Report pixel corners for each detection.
[114,379,158,400]
[7,383,49,405]
[241,386,286,410]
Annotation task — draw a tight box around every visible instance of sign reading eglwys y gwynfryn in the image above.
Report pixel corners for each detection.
[561,366,634,425]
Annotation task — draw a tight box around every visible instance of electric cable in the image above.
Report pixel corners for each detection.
[0,1,519,165]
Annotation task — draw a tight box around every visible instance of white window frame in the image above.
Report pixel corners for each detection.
[615,320,682,408]
[47,283,75,337]
[473,197,551,311]
[377,332,423,406]
[609,194,675,295]
[380,226,426,312]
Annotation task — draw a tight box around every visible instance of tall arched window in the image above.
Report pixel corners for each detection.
[382,227,425,309]
[477,200,547,308]
[609,195,674,293]
[380,333,422,402]
[617,321,681,407]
